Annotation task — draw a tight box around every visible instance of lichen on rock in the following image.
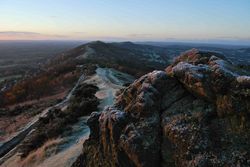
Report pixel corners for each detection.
[72,49,250,167]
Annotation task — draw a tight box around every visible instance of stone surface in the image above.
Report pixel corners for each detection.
[72,49,250,167]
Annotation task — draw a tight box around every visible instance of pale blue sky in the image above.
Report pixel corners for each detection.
[0,0,250,44]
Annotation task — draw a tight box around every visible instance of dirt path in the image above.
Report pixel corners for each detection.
[34,68,134,167]
[0,68,135,167]
[0,74,85,164]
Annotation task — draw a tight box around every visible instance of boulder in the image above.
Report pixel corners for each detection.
[72,49,250,167]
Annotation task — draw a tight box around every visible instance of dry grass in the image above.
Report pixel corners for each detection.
[20,138,62,167]
[0,114,30,141]
[7,90,68,110]
[0,91,68,142]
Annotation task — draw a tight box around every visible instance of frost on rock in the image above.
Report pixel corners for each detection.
[76,45,96,60]
[237,76,250,86]
[72,49,250,167]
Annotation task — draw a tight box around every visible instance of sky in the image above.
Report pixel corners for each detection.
[1,0,250,45]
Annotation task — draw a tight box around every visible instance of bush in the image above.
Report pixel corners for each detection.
[18,83,99,158]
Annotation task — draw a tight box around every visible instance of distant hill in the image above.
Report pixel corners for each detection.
[49,41,170,77]
[239,47,250,53]
[0,41,170,107]
[2,41,249,107]
[137,42,250,65]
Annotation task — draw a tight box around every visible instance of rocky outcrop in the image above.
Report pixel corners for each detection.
[72,49,250,167]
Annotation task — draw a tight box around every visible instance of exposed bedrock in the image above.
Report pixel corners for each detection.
[72,49,250,167]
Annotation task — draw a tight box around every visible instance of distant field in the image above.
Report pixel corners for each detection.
[138,42,250,65]
[0,75,21,83]
[0,40,84,79]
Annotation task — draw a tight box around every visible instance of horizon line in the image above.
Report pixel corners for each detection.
[0,39,250,47]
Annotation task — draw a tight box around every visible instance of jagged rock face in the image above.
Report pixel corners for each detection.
[166,49,250,116]
[72,49,250,167]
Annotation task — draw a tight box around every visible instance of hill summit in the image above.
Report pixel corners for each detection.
[50,41,169,77]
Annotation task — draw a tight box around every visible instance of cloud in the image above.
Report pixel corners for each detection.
[73,32,86,34]
[0,31,68,40]
[0,31,41,35]
[127,33,153,38]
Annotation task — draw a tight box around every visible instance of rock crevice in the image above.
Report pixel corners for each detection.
[72,49,250,167]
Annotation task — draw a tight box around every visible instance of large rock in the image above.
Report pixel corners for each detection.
[72,49,250,167]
